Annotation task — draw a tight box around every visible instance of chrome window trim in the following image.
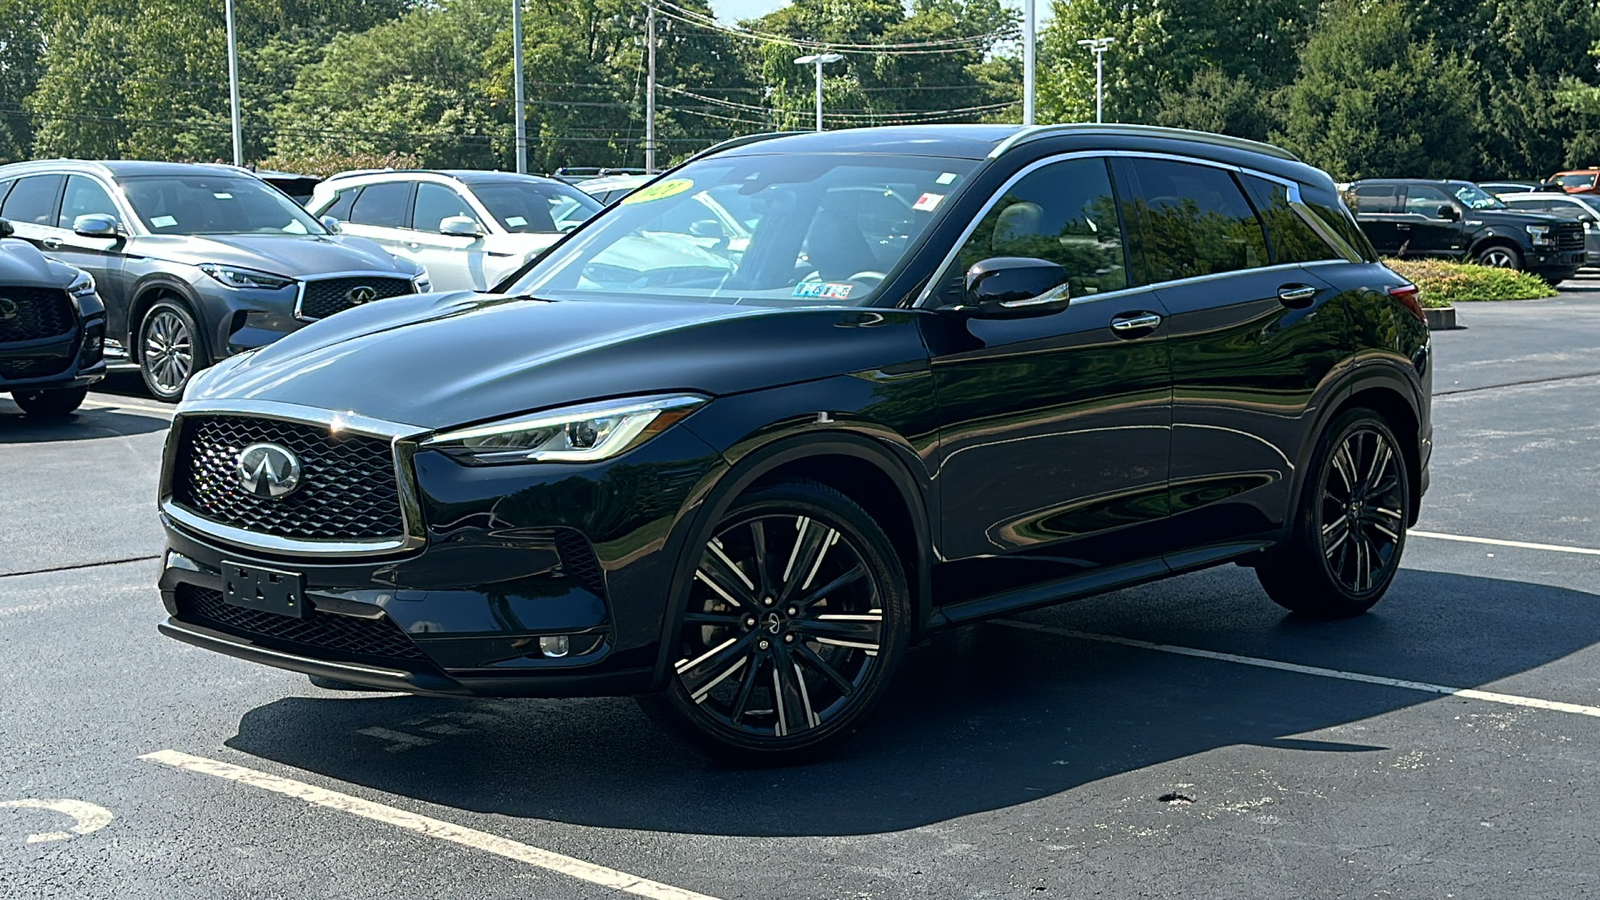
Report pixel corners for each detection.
[292,269,418,322]
[160,400,429,559]
[915,149,1359,309]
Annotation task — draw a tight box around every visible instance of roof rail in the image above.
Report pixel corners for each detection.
[990,123,1301,163]
[324,168,400,180]
[683,131,806,164]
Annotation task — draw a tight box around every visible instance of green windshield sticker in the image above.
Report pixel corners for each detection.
[622,178,694,205]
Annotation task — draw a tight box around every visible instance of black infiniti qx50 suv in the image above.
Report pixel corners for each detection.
[157,124,1432,762]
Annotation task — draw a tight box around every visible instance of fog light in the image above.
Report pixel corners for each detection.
[538,635,570,658]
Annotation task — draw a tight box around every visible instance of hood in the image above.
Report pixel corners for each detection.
[0,238,81,288]
[125,233,413,278]
[1469,208,1575,227]
[182,292,931,431]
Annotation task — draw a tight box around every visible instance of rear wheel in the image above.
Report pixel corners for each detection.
[644,479,911,764]
[1257,409,1410,618]
[139,299,207,402]
[11,385,88,418]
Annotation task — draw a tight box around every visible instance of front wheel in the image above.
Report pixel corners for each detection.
[1257,409,1410,618]
[12,385,88,418]
[139,299,208,402]
[644,479,911,764]
[1475,243,1523,270]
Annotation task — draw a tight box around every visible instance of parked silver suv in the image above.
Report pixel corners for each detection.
[0,161,427,400]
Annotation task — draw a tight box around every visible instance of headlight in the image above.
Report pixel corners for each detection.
[67,270,96,298]
[413,271,432,293]
[1525,224,1554,246]
[199,263,294,290]
[423,394,706,465]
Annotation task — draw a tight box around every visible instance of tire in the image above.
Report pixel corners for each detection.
[1257,409,1410,618]
[641,478,912,765]
[138,299,208,402]
[1474,243,1523,270]
[11,385,88,418]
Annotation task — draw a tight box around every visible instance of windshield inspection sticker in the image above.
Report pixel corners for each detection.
[151,215,177,228]
[505,215,528,227]
[936,172,959,185]
[793,281,853,300]
[621,178,694,205]
[913,192,945,212]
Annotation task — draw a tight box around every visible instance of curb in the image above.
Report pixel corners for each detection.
[1424,306,1458,330]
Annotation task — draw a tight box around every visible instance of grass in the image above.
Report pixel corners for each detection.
[1382,258,1558,307]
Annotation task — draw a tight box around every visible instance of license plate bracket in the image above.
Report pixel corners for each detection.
[222,561,307,619]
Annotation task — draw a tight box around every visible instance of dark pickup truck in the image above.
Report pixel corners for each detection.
[1348,178,1585,283]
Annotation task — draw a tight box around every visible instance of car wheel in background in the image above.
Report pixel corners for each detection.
[1475,243,1523,270]
[11,385,89,418]
[643,479,911,765]
[139,299,208,402]
[1256,409,1410,619]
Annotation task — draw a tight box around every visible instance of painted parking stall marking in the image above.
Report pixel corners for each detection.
[1410,530,1600,557]
[0,799,114,843]
[995,620,1600,719]
[142,750,721,900]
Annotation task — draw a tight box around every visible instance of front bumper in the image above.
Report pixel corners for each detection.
[1526,249,1585,276]
[0,314,106,391]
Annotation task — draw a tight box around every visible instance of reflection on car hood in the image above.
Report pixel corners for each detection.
[182,291,930,430]
[127,233,411,277]
[0,237,80,288]
[1468,209,1576,227]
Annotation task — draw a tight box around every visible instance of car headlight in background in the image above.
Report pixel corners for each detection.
[413,270,432,293]
[67,269,96,299]
[199,263,294,290]
[1525,224,1554,246]
[423,394,706,465]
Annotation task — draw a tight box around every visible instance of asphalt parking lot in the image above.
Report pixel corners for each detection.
[4,281,1600,899]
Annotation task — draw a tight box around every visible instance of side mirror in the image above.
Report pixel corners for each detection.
[961,257,1070,318]
[1437,205,1460,220]
[0,218,12,239]
[439,215,482,237]
[73,214,119,238]
[320,215,342,234]
[689,218,725,239]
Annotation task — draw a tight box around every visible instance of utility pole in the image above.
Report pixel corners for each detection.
[645,0,656,172]
[1076,37,1114,123]
[794,53,843,132]
[1022,0,1034,125]
[513,0,527,173]
[224,0,242,166]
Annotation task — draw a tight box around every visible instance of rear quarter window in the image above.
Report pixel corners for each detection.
[1243,175,1342,265]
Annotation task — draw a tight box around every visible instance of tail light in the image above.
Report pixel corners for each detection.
[1388,283,1426,324]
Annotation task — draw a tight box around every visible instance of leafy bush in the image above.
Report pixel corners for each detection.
[252,149,420,179]
[1383,258,1557,307]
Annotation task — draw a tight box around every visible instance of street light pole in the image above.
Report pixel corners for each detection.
[512,0,527,173]
[1076,37,1114,123]
[793,53,843,132]
[1022,0,1034,125]
[645,0,656,172]
[224,0,242,166]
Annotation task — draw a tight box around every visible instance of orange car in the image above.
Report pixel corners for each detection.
[1548,169,1600,193]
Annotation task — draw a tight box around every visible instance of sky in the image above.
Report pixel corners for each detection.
[707,0,789,23]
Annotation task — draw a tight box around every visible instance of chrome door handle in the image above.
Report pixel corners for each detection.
[40,237,63,249]
[1110,313,1162,333]
[1277,284,1318,306]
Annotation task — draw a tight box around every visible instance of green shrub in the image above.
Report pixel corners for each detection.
[252,150,421,180]
[1383,259,1558,307]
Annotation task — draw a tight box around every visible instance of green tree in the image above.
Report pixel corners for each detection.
[1278,0,1479,180]
[0,0,45,162]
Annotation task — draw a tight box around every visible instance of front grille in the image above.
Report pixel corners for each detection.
[0,355,71,380]
[175,585,428,665]
[555,529,606,598]
[171,415,405,542]
[0,288,74,343]
[299,276,414,320]
[1556,223,1586,253]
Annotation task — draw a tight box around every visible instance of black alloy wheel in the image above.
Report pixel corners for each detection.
[1257,409,1410,618]
[649,480,910,763]
[11,385,88,418]
[139,300,207,402]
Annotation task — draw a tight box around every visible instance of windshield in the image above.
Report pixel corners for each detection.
[1454,184,1507,210]
[511,154,976,306]
[1553,173,1598,189]
[120,174,325,235]
[473,182,602,234]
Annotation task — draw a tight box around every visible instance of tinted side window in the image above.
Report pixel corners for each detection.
[58,175,120,228]
[322,187,359,221]
[1352,185,1401,213]
[1242,175,1340,264]
[1127,158,1267,283]
[1403,184,1455,216]
[1306,197,1378,261]
[348,182,411,228]
[948,156,1128,300]
[1,175,65,225]
[412,183,479,232]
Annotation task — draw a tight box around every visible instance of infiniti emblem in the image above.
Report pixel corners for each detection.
[763,612,782,635]
[0,297,16,320]
[237,442,303,499]
[345,285,377,305]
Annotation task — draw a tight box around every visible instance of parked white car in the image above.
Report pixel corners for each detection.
[308,170,602,292]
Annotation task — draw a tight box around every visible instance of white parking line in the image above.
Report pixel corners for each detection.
[994,620,1600,719]
[1409,530,1600,557]
[141,750,719,900]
